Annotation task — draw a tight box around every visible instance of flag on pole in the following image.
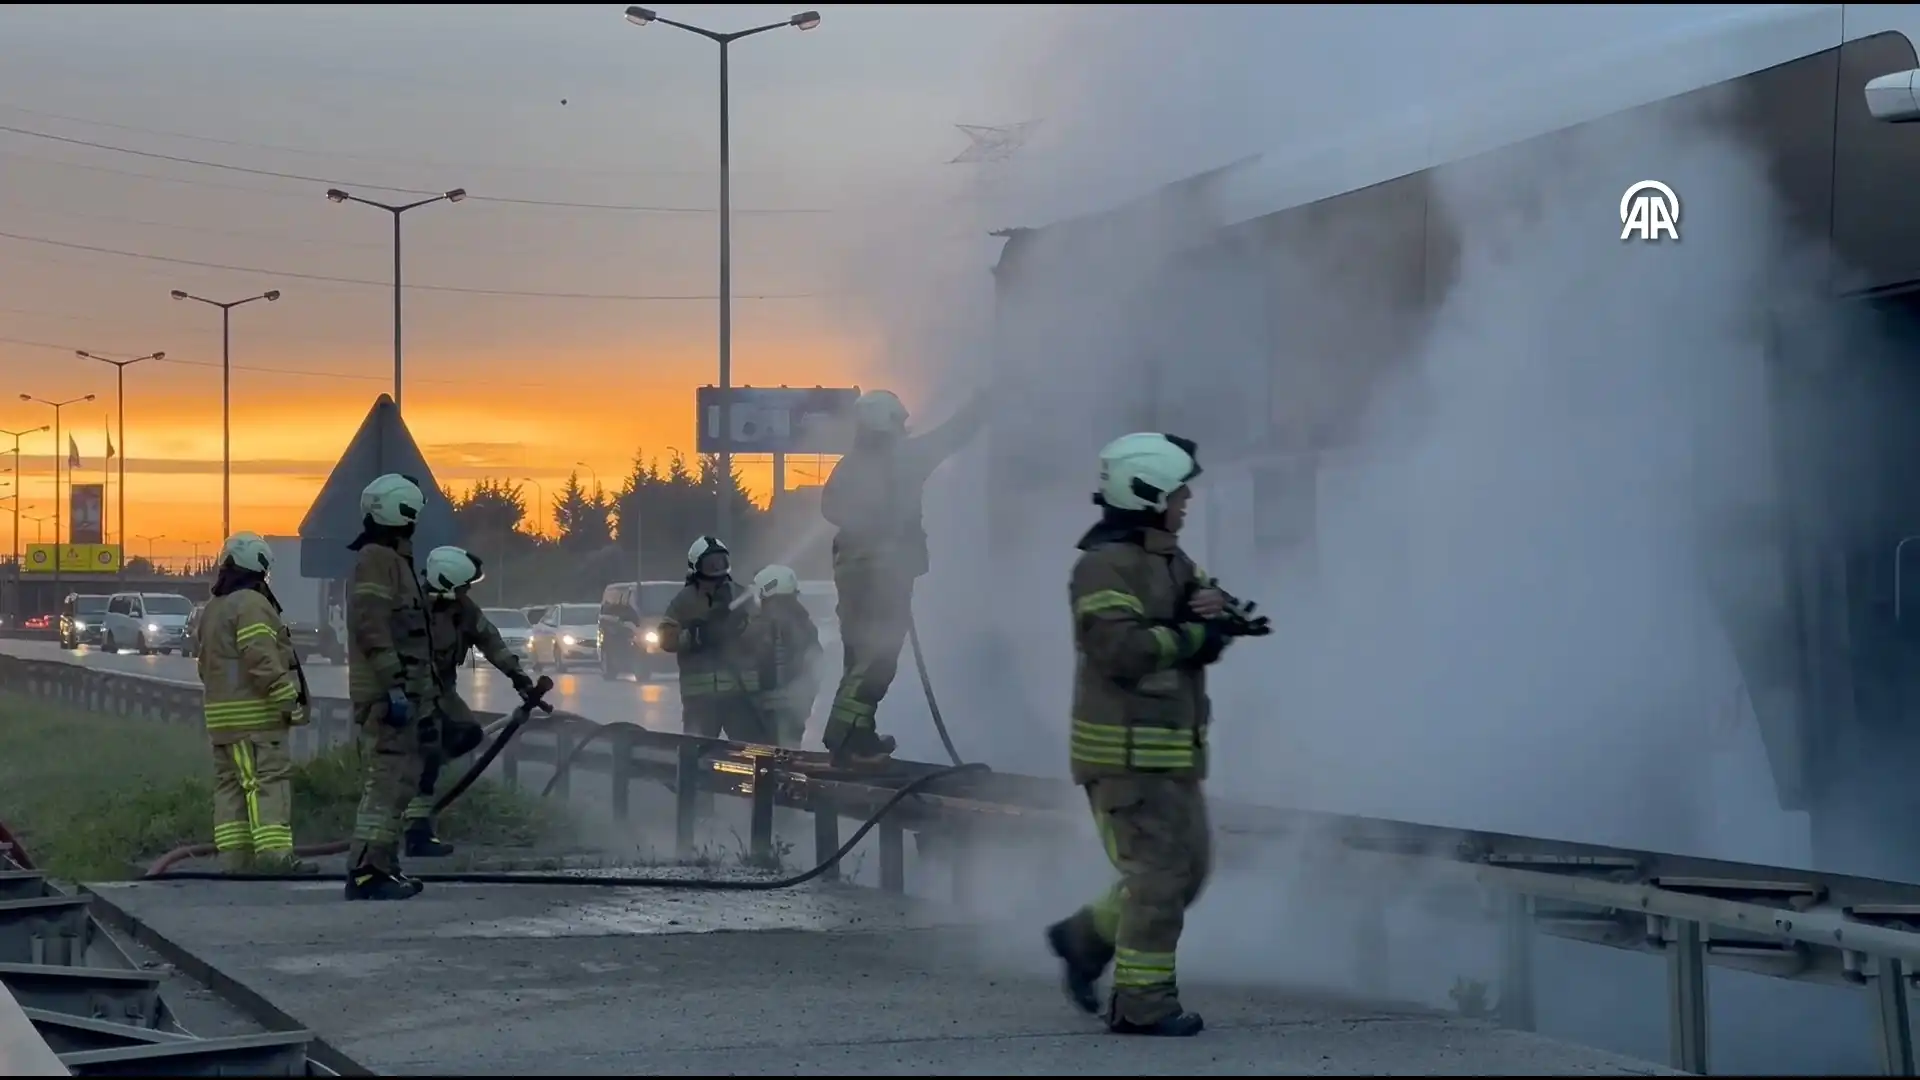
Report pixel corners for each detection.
[68,435,81,470]
[105,423,115,460]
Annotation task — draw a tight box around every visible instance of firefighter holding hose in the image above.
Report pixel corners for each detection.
[1044,432,1271,1037]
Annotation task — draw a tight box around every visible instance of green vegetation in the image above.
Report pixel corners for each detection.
[0,690,566,882]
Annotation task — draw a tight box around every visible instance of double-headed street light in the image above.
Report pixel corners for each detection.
[74,350,162,553]
[19,393,96,589]
[622,5,821,540]
[169,289,281,539]
[325,187,466,414]
[0,424,47,574]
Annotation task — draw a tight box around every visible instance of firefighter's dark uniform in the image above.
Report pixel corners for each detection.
[197,585,309,872]
[1049,521,1225,1034]
[345,536,439,881]
[820,394,988,757]
[406,592,531,852]
[752,593,825,747]
[659,578,770,743]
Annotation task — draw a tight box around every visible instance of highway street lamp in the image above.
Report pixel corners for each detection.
[74,350,162,553]
[519,477,546,539]
[324,187,466,414]
[19,393,96,590]
[170,289,281,540]
[622,5,821,540]
[22,513,48,544]
[135,533,164,561]
[1,424,47,575]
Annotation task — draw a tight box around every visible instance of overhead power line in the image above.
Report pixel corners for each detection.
[0,122,831,215]
[0,334,538,387]
[0,229,820,302]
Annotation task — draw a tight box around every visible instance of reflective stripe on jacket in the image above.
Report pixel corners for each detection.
[196,588,301,742]
[1067,526,1214,783]
[658,580,760,698]
[430,593,526,687]
[345,538,437,707]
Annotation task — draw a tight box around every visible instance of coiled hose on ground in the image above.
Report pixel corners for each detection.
[143,603,976,889]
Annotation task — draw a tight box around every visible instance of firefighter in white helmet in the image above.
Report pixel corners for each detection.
[406,545,537,856]
[819,386,990,765]
[343,473,438,901]
[656,536,772,743]
[746,564,825,747]
[195,531,315,875]
[1045,432,1270,1038]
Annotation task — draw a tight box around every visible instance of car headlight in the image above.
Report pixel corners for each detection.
[73,620,86,631]
[643,629,660,645]
[561,634,577,646]
[146,622,159,633]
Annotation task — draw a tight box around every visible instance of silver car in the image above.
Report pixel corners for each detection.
[470,607,536,667]
[529,603,600,673]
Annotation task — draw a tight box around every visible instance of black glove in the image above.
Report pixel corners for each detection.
[383,688,412,729]
[1223,598,1273,638]
[509,669,535,696]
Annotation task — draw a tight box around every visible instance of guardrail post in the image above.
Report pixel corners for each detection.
[1499,892,1537,1032]
[1667,917,1709,1075]
[549,724,574,800]
[812,793,841,883]
[500,728,522,788]
[1875,957,1915,1076]
[946,825,982,914]
[1353,894,1389,998]
[608,726,633,821]
[879,821,906,894]
[749,760,776,865]
[675,742,702,859]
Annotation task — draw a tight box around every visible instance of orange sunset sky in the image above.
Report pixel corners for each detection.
[0,4,1058,561]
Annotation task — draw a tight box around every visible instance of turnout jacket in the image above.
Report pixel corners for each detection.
[821,392,989,580]
[197,587,305,744]
[658,578,761,698]
[345,537,438,710]
[1067,523,1221,784]
[429,592,526,687]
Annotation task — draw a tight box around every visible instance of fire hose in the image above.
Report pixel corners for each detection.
[145,616,984,889]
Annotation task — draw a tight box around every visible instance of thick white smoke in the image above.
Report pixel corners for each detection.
[819,5,1872,1071]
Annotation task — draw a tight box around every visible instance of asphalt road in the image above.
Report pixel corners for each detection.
[0,638,686,731]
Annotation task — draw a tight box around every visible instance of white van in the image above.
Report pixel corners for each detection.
[101,592,196,655]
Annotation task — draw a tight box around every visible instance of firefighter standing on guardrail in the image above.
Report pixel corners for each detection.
[1044,433,1271,1039]
[746,563,825,747]
[658,537,770,743]
[342,473,440,902]
[409,545,536,857]
[196,532,316,876]
[819,388,989,766]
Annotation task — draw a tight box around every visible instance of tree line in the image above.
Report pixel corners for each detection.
[445,449,832,609]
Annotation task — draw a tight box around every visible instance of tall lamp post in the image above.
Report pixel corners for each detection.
[167,289,281,539]
[19,393,97,594]
[324,187,466,414]
[74,351,162,553]
[622,5,821,540]
[1,425,48,577]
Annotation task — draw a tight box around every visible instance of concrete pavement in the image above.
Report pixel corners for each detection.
[85,877,1681,1076]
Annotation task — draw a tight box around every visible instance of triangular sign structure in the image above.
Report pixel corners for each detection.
[296,394,460,579]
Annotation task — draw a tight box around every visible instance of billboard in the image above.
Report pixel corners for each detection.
[70,483,104,545]
[695,386,859,455]
[23,543,123,574]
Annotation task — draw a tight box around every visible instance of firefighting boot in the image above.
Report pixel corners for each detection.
[404,819,455,858]
[1106,998,1206,1038]
[217,850,255,875]
[828,727,897,769]
[1046,916,1113,1014]
[345,867,425,901]
[254,852,320,876]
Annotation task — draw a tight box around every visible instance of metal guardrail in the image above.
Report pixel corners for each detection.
[8,653,1920,1075]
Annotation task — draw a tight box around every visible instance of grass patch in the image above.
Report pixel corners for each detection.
[0,690,568,881]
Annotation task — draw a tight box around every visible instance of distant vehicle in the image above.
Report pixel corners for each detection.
[58,593,110,649]
[596,580,683,681]
[183,601,207,659]
[101,592,195,655]
[265,536,344,664]
[523,603,552,626]
[21,614,52,632]
[471,607,535,667]
[529,603,599,673]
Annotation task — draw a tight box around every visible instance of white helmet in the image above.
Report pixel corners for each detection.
[422,546,484,595]
[686,535,730,576]
[360,473,425,528]
[750,564,800,603]
[1096,432,1202,512]
[853,389,909,435]
[220,531,273,575]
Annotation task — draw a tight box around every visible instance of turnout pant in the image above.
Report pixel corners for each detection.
[824,563,916,752]
[406,695,485,825]
[1060,775,1212,1024]
[347,697,428,875]
[209,729,296,871]
[682,692,775,745]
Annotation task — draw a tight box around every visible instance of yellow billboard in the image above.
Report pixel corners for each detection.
[22,543,124,574]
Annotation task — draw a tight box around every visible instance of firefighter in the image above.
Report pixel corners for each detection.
[407,545,536,857]
[658,536,770,743]
[746,564,825,747]
[1044,432,1270,1037]
[343,472,439,901]
[197,531,315,875]
[820,387,989,765]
